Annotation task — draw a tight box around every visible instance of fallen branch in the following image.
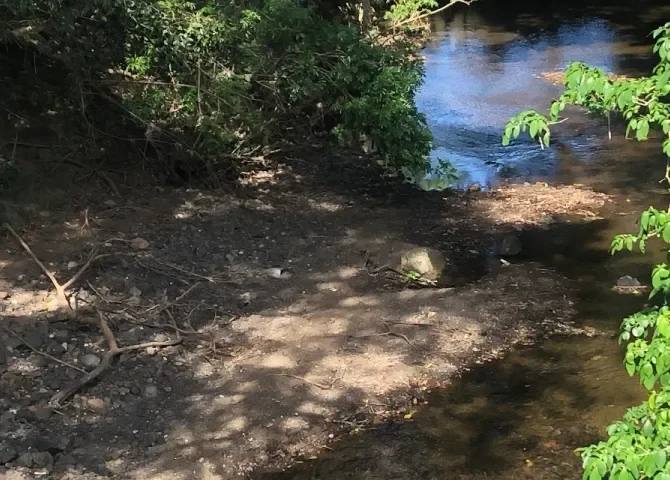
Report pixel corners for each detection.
[391,0,474,30]
[350,322,419,349]
[271,371,344,391]
[0,325,87,374]
[50,310,181,406]
[2,223,109,318]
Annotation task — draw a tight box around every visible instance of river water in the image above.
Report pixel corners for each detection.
[268,2,670,478]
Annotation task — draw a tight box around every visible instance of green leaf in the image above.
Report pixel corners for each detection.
[642,211,651,231]
[543,131,551,146]
[530,120,539,137]
[659,68,670,89]
[633,326,645,337]
[663,224,670,243]
[655,450,667,469]
[637,120,650,141]
[502,135,510,146]
[626,361,636,376]
[642,363,656,390]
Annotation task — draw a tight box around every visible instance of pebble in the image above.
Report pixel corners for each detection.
[0,442,18,464]
[146,346,157,356]
[128,286,142,297]
[66,261,78,270]
[266,267,283,279]
[144,385,158,398]
[28,354,47,368]
[80,354,101,368]
[130,237,150,250]
[103,199,117,207]
[33,407,54,421]
[16,452,35,467]
[31,451,54,470]
[86,397,107,415]
[152,333,169,343]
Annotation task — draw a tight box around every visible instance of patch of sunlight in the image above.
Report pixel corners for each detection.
[307,199,343,212]
[337,266,359,279]
[259,352,296,369]
[315,281,345,292]
[339,295,379,307]
[281,416,310,431]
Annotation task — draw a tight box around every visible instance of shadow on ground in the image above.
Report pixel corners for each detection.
[0,144,640,479]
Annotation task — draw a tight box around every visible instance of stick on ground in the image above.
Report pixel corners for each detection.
[50,310,181,406]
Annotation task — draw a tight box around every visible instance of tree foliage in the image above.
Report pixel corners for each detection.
[0,0,442,184]
[503,22,670,480]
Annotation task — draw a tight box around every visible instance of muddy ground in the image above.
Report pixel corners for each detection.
[0,148,610,479]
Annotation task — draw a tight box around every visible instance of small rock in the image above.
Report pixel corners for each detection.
[144,385,158,398]
[0,291,8,300]
[128,286,142,297]
[152,333,169,343]
[498,235,522,257]
[266,268,283,279]
[31,451,54,470]
[55,453,77,468]
[16,452,35,467]
[117,387,130,396]
[238,292,255,306]
[468,183,482,192]
[33,407,54,421]
[15,408,33,422]
[86,397,106,415]
[66,261,79,270]
[79,354,101,368]
[130,237,150,250]
[0,442,18,464]
[103,199,117,208]
[27,354,47,368]
[145,346,157,356]
[617,275,641,287]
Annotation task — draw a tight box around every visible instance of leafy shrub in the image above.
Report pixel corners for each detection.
[504,22,670,480]
[1,0,437,181]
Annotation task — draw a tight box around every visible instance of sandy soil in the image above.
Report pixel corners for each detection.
[0,149,610,479]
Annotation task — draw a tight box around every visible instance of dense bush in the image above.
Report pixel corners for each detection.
[1,0,434,181]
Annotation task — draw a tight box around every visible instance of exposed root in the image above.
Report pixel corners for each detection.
[50,310,181,406]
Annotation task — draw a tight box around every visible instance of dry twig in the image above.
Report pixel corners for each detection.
[50,310,181,406]
[2,223,109,318]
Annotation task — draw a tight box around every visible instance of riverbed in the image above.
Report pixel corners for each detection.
[265,2,670,478]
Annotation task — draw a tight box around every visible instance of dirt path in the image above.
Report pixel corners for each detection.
[0,151,609,479]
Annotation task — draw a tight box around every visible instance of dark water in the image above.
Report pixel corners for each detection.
[266,3,670,479]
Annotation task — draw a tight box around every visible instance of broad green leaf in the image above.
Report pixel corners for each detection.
[529,120,539,137]
[656,449,667,469]
[658,68,670,89]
